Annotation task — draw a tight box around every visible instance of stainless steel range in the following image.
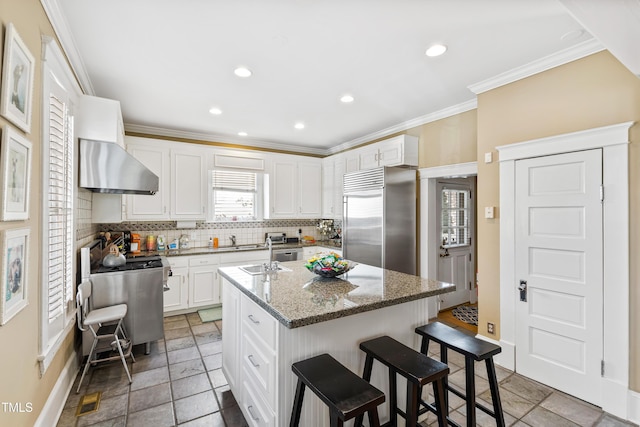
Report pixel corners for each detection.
[80,240,170,355]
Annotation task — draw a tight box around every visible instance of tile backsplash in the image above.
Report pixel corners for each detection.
[99,219,342,249]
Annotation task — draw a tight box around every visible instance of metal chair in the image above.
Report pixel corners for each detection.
[76,280,135,393]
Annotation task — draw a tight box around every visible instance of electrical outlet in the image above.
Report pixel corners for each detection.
[487,322,495,334]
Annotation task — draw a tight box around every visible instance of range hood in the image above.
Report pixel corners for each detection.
[79,139,159,195]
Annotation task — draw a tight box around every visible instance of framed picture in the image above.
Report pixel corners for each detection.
[1,227,29,325]
[0,23,35,133]
[0,125,32,220]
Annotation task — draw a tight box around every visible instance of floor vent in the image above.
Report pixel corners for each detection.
[76,391,101,416]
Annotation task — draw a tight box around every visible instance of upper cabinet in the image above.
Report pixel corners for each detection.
[77,95,125,147]
[126,136,206,221]
[266,155,322,219]
[322,155,345,220]
[358,134,418,170]
[171,149,207,219]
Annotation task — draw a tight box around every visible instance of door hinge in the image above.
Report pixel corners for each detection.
[600,185,604,203]
[601,360,605,376]
[469,253,472,261]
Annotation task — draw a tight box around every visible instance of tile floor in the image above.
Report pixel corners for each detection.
[57,314,637,427]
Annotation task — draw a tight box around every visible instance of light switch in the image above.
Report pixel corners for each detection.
[484,206,495,219]
[484,152,493,163]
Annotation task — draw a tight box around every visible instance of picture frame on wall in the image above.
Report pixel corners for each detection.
[0,23,35,133]
[1,227,29,325]
[0,125,32,221]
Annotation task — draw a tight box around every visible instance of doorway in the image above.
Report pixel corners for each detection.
[435,178,476,311]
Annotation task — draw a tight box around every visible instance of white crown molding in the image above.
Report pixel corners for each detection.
[41,0,95,95]
[327,99,478,155]
[124,124,328,156]
[468,38,605,95]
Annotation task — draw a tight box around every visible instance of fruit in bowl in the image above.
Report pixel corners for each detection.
[305,252,355,278]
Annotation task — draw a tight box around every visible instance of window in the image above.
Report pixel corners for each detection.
[38,39,80,374]
[440,188,470,247]
[209,170,261,221]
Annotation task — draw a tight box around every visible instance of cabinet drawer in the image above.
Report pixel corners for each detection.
[242,374,275,427]
[189,255,219,267]
[168,256,188,268]
[242,328,276,408]
[241,296,277,350]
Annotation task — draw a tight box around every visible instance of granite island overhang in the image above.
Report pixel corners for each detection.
[218,260,456,329]
[218,260,456,426]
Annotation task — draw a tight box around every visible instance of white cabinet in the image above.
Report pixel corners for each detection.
[266,155,322,219]
[358,134,419,170]
[222,283,241,390]
[164,258,189,312]
[126,137,207,221]
[164,255,220,313]
[171,149,207,219]
[188,255,220,308]
[222,278,278,425]
[322,156,345,219]
[77,95,125,147]
[127,142,170,220]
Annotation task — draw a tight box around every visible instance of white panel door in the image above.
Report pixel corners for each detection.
[515,149,603,405]
[437,181,474,310]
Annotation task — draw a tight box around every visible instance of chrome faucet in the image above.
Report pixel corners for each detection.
[264,237,277,272]
[229,235,236,246]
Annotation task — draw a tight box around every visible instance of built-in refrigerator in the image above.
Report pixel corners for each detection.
[342,167,416,274]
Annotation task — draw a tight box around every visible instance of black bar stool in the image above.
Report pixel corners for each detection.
[356,335,449,427]
[415,322,505,427]
[290,353,385,427]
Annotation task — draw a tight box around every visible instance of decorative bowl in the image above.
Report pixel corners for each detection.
[305,252,355,278]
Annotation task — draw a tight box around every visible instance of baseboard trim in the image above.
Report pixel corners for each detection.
[35,350,79,427]
[629,390,640,425]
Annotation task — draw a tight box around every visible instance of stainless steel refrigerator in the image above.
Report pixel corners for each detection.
[343,167,416,274]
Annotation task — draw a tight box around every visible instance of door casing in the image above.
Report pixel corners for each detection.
[497,122,632,419]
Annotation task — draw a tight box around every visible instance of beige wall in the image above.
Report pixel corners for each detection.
[0,1,77,425]
[475,51,640,390]
[418,109,477,168]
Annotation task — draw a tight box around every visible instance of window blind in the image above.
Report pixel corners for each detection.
[211,170,257,220]
[47,93,74,323]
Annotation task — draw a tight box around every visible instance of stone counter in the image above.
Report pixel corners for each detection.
[218,260,455,328]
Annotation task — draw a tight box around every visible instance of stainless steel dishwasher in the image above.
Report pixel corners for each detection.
[272,247,303,262]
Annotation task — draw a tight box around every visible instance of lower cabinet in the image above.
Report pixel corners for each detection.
[222,278,278,425]
[164,255,220,314]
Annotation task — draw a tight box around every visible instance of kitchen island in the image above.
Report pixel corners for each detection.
[218,260,455,427]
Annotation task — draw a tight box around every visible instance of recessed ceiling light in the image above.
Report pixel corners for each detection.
[425,44,447,57]
[294,122,305,130]
[238,131,248,137]
[340,94,355,103]
[234,67,252,78]
[209,107,222,115]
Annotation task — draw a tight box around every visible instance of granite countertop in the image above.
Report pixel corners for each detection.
[126,241,341,259]
[218,260,455,329]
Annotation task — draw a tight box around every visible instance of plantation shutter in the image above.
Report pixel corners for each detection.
[47,93,74,323]
[441,188,470,247]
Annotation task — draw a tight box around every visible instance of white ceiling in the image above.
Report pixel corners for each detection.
[47,0,617,154]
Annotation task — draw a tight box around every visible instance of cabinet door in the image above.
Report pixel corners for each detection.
[126,145,170,219]
[298,160,322,217]
[269,160,297,218]
[222,280,240,391]
[321,161,334,218]
[378,139,403,167]
[333,159,345,220]
[345,154,359,173]
[163,267,188,312]
[189,267,219,307]
[359,147,380,170]
[171,149,206,219]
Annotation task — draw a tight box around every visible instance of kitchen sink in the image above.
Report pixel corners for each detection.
[217,244,263,252]
[239,264,292,275]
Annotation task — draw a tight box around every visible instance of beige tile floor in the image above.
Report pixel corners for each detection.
[57,315,636,426]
